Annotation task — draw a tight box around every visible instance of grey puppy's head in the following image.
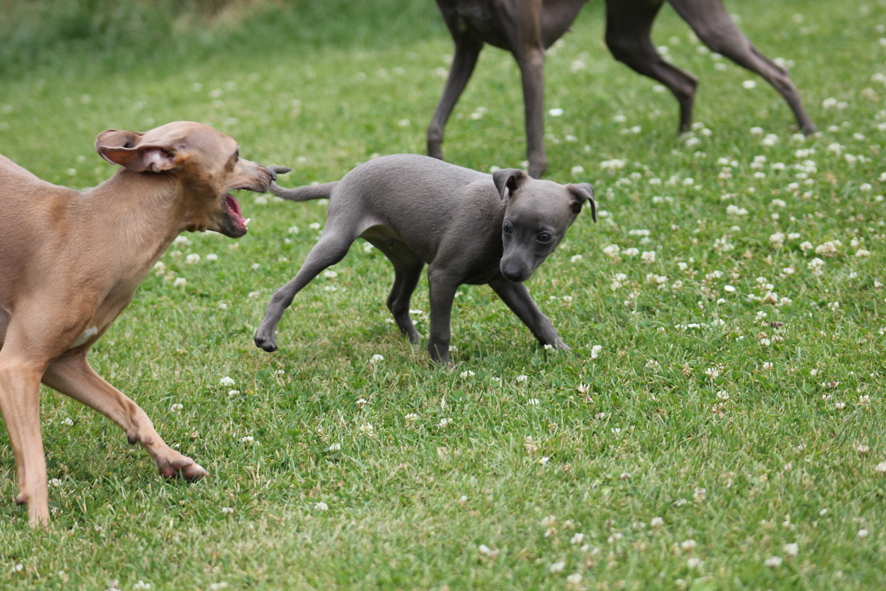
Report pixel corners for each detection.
[493,169,596,283]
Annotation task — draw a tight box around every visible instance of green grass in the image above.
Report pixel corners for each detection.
[1,0,886,588]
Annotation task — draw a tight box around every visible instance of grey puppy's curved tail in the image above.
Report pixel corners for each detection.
[268,181,338,202]
[266,166,337,202]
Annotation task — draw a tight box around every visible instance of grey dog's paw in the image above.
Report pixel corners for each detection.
[269,166,292,176]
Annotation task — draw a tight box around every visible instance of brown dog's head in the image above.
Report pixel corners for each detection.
[94,121,276,238]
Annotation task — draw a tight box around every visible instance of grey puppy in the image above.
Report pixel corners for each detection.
[430,0,816,178]
[254,154,595,364]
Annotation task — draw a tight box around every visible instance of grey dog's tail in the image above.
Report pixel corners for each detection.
[268,181,338,202]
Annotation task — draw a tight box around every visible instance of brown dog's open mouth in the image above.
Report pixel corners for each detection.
[224,193,248,234]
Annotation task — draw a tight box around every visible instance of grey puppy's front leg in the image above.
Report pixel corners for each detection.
[489,278,569,351]
[426,267,462,365]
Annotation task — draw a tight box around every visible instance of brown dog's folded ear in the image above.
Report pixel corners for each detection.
[95,129,178,172]
[492,168,528,199]
[568,183,596,222]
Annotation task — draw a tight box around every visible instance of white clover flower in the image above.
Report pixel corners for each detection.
[571,165,585,176]
[858,529,869,540]
[314,501,329,511]
[359,423,374,436]
[460,370,475,378]
[549,561,566,573]
[370,354,384,364]
[750,126,764,135]
[815,241,838,257]
[516,375,529,382]
[173,277,187,287]
[764,556,783,568]
[641,251,656,264]
[327,443,341,452]
[221,507,234,514]
[240,435,254,444]
[591,345,603,359]
[808,258,825,276]
[650,516,664,528]
[549,108,564,117]
[323,270,338,279]
[219,376,236,387]
[170,403,183,412]
[571,254,583,263]
[603,244,620,258]
[742,80,757,89]
[681,539,697,551]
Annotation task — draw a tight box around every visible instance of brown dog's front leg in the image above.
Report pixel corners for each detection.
[0,354,50,527]
[42,353,207,482]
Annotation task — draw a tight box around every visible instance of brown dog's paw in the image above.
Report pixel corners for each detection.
[157,457,207,482]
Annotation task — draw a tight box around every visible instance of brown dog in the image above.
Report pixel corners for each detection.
[0,121,275,526]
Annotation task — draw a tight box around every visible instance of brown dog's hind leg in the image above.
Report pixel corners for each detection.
[604,0,698,133]
[42,353,207,482]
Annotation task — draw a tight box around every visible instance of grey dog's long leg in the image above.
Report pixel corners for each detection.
[488,277,569,351]
[428,37,484,162]
[668,0,816,134]
[254,232,354,352]
[604,0,699,133]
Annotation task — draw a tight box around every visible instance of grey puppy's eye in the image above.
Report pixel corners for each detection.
[538,232,552,243]
[503,221,514,234]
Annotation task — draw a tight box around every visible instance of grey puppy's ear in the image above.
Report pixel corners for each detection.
[492,168,529,199]
[567,183,596,222]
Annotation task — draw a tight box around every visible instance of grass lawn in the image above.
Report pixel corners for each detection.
[1,0,885,589]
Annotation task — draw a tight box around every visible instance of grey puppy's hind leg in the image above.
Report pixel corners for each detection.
[255,231,355,352]
[365,237,426,344]
[604,0,698,133]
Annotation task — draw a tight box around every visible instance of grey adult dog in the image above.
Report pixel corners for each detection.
[429,0,817,178]
[254,154,595,364]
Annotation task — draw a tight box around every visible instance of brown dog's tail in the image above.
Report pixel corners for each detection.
[268,181,338,202]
